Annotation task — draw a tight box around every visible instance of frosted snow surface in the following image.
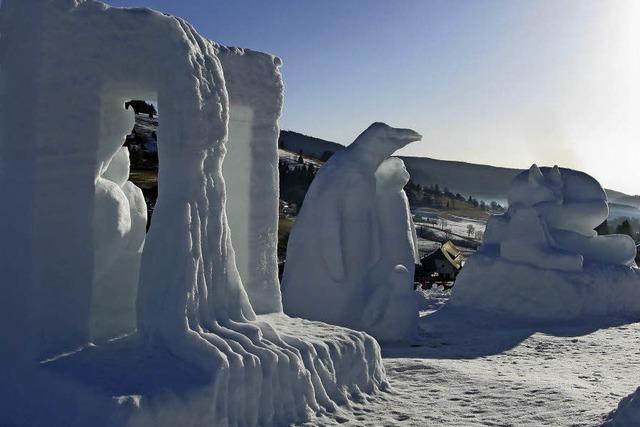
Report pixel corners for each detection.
[0,1,386,426]
[364,158,420,342]
[282,123,422,342]
[92,147,147,341]
[450,164,640,320]
[295,290,640,426]
[218,45,284,315]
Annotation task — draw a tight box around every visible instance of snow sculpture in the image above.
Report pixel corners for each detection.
[450,165,640,320]
[218,46,284,314]
[362,158,420,342]
[372,157,420,275]
[282,123,422,339]
[0,1,387,426]
[91,147,147,341]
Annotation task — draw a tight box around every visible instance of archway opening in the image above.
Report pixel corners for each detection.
[89,99,158,343]
[123,100,159,231]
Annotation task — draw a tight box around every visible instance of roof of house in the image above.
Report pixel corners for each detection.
[421,240,465,270]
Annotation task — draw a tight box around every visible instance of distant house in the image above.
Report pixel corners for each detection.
[125,100,157,118]
[418,241,465,288]
[279,200,297,216]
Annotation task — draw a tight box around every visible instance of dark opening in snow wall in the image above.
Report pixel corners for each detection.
[122,100,159,229]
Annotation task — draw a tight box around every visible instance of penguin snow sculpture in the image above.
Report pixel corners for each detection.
[281,122,421,330]
[371,157,420,277]
[362,157,420,342]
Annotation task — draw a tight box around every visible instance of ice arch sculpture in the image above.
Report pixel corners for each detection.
[282,123,422,341]
[0,1,386,426]
[450,165,640,321]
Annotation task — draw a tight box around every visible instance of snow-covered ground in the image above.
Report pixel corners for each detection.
[279,148,324,169]
[295,290,640,426]
[414,209,486,239]
[412,208,486,257]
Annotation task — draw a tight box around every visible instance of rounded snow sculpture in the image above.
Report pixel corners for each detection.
[362,158,420,342]
[372,158,420,276]
[450,164,640,321]
[91,147,147,341]
[0,1,387,426]
[282,123,422,341]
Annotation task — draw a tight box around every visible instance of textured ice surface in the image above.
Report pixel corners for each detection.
[218,45,284,315]
[0,1,386,425]
[282,123,421,341]
[450,165,640,320]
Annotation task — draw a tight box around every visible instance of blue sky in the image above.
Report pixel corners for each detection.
[107,0,640,194]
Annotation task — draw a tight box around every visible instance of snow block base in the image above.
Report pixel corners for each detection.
[450,255,640,321]
[5,316,387,427]
[260,313,389,405]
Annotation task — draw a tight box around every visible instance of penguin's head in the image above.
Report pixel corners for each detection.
[352,122,422,157]
[375,157,411,190]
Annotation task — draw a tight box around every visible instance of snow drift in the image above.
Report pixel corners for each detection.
[282,123,422,342]
[449,165,640,321]
[0,1,386,426]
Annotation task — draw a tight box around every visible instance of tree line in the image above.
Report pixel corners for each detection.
[404,180,504,212]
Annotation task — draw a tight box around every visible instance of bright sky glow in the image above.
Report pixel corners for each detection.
[107,0,640,194]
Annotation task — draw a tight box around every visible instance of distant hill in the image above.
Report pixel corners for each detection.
[280,129,639,206]
[605,189,640,209]
[400,157,519,204]
[279,130,343,160]
[280,130,518,202]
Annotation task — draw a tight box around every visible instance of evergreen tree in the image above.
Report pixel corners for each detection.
[320,151,334,161]
[595,220,609,235]
[615,219,633,238]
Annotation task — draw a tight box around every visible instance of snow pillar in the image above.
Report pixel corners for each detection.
[0,0,45,363]
[219,46,284,314]
[0,0,99,360]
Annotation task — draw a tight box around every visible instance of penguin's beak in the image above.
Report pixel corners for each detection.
[390,128,422,146]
